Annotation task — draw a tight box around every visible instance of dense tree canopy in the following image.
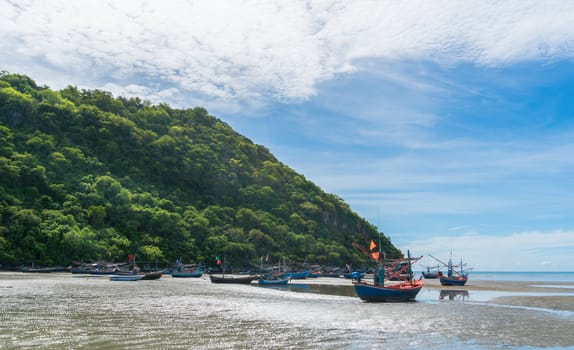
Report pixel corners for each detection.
[0,72,402,269]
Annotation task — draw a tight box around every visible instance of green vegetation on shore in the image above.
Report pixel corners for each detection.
[0,72,401,268]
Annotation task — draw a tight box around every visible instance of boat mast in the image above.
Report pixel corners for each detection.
[407,250,413,282]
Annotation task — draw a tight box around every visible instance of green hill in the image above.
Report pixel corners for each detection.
[0,72,401,269]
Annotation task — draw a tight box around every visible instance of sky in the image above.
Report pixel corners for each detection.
[2,0,574,271]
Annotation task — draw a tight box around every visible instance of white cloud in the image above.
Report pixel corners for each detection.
[405,230,574,271]
[2,0,574,107]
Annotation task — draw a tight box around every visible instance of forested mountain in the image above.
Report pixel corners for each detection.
[0,72,401,269]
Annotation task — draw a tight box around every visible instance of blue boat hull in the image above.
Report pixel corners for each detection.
[283,271,309,279]
[353,281,423,302]
[109,275,144,281]
[172,271,203,278]
[439,276,468,286]
[258,278,290,285]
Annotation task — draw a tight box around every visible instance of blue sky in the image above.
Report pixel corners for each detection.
[2,1,574,271]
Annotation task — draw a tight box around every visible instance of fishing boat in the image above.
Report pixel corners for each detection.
[438,273,468,286]
[208,253,259,284]
[109,275,145,281]
[170,259,204,277]
[171,270,203,278]
[343,271,365,279]
[71,261,130,275]
[352,240,423,302]
[422,265,441,279]
[20,266,64,273]
[283,271,309,279]
[141,271,163,280]
[354,278,424,302]
[258,277,290,285]
[209,275,259,284]
[429,254,471,286]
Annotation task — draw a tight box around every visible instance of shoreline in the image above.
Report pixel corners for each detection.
[3,271,574,312]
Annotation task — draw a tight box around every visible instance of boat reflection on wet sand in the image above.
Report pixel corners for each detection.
[439,289,469,301]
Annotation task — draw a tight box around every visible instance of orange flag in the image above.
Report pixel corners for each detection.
[370,252,380,260]
[369,240,376,251]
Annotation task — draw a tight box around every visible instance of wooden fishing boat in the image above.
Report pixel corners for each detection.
[20,267,60,273]
[354,279,424,302]
[343,272,365,279]
[109,275,145,281]
[438,273,468,286]
[209,275,258,284]
[429,254,470,286]
[283,271,309,279]
[171,269,203,278]
[258,277,290,285]
[422,265,441,279]
[141,271,163,280]
[352,240,424,302]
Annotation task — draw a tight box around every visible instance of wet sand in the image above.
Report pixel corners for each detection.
[424,278,574,311]
[295,275,574,312]
[3,272,573,349]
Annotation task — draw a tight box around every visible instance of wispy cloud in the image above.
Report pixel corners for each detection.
[3,0,574,271]
[2,1,574,108]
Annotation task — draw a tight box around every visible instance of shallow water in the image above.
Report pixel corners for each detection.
[468,271,574,283]
[1,273,573,349]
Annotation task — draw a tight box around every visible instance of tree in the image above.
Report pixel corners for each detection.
[0,73,403,268]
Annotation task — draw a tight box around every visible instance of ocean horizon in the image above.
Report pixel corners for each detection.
[416,270,574,283]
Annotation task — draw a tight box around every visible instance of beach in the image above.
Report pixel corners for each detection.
[1,272,573,349]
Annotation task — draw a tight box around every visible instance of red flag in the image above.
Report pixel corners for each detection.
[369,240,376,251]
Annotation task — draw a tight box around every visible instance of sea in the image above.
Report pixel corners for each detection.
[0,271,573,350]
[464,271,574,283]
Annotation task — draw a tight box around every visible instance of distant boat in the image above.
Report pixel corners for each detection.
[171,270,203,278]
[209,275,258,284]
[258,277,290,285]
[20,266,64,273]
[438,273,468,286]
[429,254,470,286]
[141,271,163,280]
[343,272,365,279]
[422,265,441,279]
[70,261,132,275]
[283,271,309,279]
[110,275,145,281]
